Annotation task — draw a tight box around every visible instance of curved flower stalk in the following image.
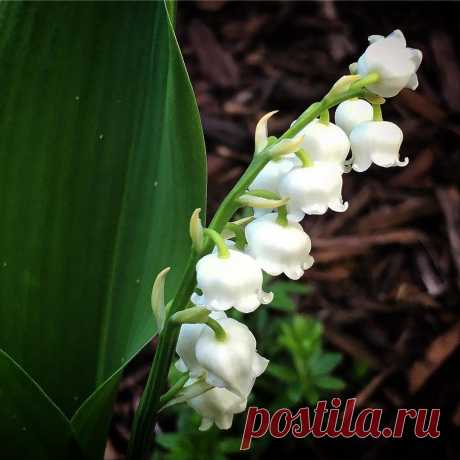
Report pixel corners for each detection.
[191,248,273,313]
[350,120,407,172]
[245,213,314,279]
[356,30,422,97]
[279,161,348,220]
[127,29,423,460]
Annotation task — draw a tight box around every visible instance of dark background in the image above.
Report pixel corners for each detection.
[107,1,460,459]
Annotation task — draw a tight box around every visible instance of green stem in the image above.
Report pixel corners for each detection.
[126,71,380,460]
[206,317,227,341]
[281,72,379,140]
[244,189,282,200]
[276,205,288,227]
[171,305,209,325]
[295,148,312,167]
[127,253,198,460]
[158,372,189,408]
[372,103,383,121]
[203,228,229,259]
[319,109,329,124]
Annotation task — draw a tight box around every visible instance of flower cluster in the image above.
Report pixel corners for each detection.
[172,30,421,431]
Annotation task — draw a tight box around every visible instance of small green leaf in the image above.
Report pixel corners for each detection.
[304,386,320,405]
[315,376,346,391]
[269,281,313,311]
[287,385,303,405]
[266,363,297,382]
[220,438,243,454]
[156,433,180,450]
[310,352,343,376]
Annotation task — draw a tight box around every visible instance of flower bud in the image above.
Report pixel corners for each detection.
[175,311,227,377]
[151,267,170,333]
[186,380,247,431]
[191,249,273,313]
[350,121,408,172]
[245,213,314,280]
[334,99,374,136]
[189,208,204,253]
[279,162,348,221]
[194,317,269,398]
[357,30,422,98]
[254,110,278,154]
[296,119,350,164]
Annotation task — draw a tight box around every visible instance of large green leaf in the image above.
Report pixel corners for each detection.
[0,0,206,456]
[0,349,83,460]
[71,367,124,460]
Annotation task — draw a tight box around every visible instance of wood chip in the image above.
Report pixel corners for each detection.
[325,328,383,369]
[188,19,240,89]
[431,31,460,110]
[313,229,427,263]
[355,197,438,234]
[436,187,460,289]
[408,321,460,394]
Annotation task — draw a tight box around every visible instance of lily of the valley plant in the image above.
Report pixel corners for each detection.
[127,30,422,459]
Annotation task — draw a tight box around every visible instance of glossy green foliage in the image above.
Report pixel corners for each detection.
[0,1,206,458]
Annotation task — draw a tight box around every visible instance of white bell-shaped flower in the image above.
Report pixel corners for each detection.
[186,381,247,431]
[350,121,408,172]
[175,311,227,377]
[191,249,273,313]
[195,317,269,397]
[334,99,374,136]
[296,119,350,164]
[357,30,423,98]
[279,162,348,221]
[245,213,314,280]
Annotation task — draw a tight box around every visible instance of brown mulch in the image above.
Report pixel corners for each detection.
[107,2,460,459]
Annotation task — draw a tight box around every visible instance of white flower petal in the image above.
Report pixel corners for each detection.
[302,255,315,270]
[335,99,374,136]
[249,155,298,194]
[280,162,347,217]
[187,382,247,431]
[195,317,268,398]
[357,29,422,97]
[350,121,406,172]
[405,73,419,91]
[176,311,227,377]
[368,34,384,44]
[245,213,314,280]
[351,153,373,172]
[296,119,350,164]
[409,48,423,69]
[192,249,272,313]
[388,29,406,46]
